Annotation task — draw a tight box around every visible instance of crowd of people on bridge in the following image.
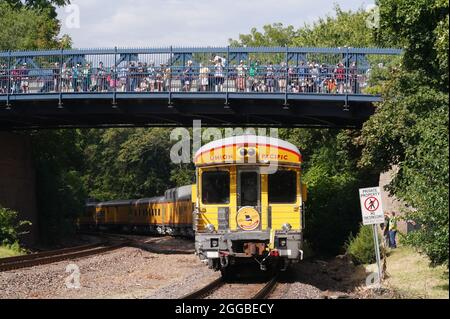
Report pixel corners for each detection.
[0,56,364,95]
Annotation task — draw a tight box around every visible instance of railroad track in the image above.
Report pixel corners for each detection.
[78,231,195,255]
[181,275,278,300]
[0,240,130,272]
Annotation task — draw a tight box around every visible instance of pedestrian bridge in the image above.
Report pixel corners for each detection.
[0,46,402,130]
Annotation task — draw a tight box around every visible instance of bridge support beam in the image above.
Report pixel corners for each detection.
[0,132,38,245]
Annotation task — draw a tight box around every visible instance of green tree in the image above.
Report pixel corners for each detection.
[229,23,297,47]
[80,128,195,202]
[361,0,449,265]
[0,207,31,246]
[4,0,70,18]
[0,0,62,50]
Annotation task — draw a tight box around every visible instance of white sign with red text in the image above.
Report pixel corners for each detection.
[359,187,384,225]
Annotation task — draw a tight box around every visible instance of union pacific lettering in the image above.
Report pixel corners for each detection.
[259,153,289,161]
[210,154,234,161]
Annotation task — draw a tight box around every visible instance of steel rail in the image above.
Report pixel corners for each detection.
[251,275,278,299]
[0,242,129,272]
[180,278,224,299]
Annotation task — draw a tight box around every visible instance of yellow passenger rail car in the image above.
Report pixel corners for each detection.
[79,186,195,237]
[193,135,307,273]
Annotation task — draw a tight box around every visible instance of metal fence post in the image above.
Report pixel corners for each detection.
[283,46,289,109]
[225,46,230,108]
[6,50,11,109]
[112,46,118,108]
[344,47,350,111]
[58,48,64,108]
[168,46,173,108]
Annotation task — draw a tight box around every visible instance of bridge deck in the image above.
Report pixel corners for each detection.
[0,46,401,129]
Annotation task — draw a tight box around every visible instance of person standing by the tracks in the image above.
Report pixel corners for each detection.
[389,212,399,249]
[381,213,391,248]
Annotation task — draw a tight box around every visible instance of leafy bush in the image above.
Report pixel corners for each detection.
[346,225,379,265]
[0,206,31,246]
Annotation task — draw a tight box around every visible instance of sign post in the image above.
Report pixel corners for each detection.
[359,187,384,287]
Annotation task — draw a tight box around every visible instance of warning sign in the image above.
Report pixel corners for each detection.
[359,187,384,225]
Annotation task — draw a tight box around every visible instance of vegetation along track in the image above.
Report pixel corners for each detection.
[181,275,279,300]
[0,240,130,272]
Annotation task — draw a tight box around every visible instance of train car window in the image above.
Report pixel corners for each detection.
[202,171,230,204]
[268,170,297,204]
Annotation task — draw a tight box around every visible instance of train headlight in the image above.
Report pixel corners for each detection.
[206,224,216,233]
[282,223,292,232]
[247,148,256,157]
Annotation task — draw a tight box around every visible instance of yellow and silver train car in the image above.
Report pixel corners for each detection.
[80,185,195,237]
[193,135,307,273]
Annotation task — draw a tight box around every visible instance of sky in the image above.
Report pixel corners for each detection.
[56,0,375,48]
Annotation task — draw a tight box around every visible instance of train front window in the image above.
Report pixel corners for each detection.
[268,170,297,204]
[202,171,230,204]
[239,171,259,207]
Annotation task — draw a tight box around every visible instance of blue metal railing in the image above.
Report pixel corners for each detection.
[0,47,402,97]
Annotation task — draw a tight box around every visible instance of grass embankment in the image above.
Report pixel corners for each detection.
[383,246,449,299]
[0,245,24,258]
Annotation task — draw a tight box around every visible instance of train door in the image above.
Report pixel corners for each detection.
[234,168,262,231]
